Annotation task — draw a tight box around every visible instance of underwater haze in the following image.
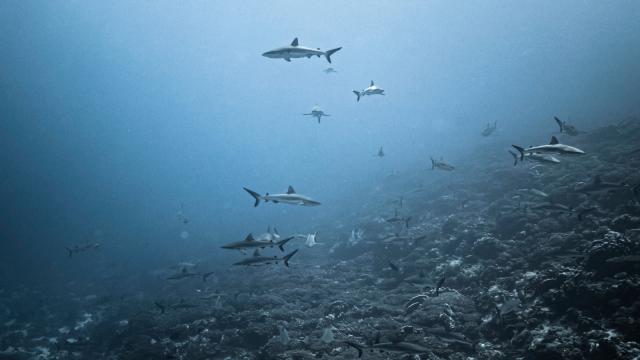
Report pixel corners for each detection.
[1,1,640,359]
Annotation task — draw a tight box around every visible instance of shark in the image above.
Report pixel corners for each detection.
[345,340,430,358]
[512,136,585,160]
[155,299,199,314]
[353,80,385,102]
[384,210,411,228]
[232,249,299,267]
[243,186,321,207]
[166,268,215,282]
[508,150,561,166]
[554,116,584,136]
[262,38,342,63]
[430,157,455,171]
[221,233,294,252]
[65,243,101,258]
[303,106,330,123]
[527,202,572,213]
[575,175,629,194]
[481,121,497,137]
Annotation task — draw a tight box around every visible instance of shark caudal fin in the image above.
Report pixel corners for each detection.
[345,341,364,358]
[277,236,294,252]
[554,116,564,133]
[430,157,436,170]
[512,145,525,161]
[243,187,261,207]
[508,150,519,166]
[282,249,299,267]
[352,91,361,102]
[324,47,342,63]
[65,247,73,258]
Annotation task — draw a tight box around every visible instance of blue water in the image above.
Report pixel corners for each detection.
[1,0,639,345]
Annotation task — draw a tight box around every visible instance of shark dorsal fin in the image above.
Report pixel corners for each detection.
[550,136,559,145]
[267,226,271,234]
[594,175,602,184]
[287,186,296,194]
[181,267,187,274]
[253,249,260,257]
[370,80,374,86]
[274,227,279,235]
[291,38,299,47]
[245,233,254,242]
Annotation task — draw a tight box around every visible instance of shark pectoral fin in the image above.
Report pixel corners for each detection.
[284,57,291,62]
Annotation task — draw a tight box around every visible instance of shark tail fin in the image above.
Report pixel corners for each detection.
[405,216,412,229]
[278,236,294,252]
[345,341,364,358]
[352,91,360,102]
[283,249,299,267]
[554,116,564,132]
[243,187,261,207]
[430,157,436,170]
[324,47,342,63]
[65,247,72,257]
[508,150,519,166]
[512,145,525,161]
